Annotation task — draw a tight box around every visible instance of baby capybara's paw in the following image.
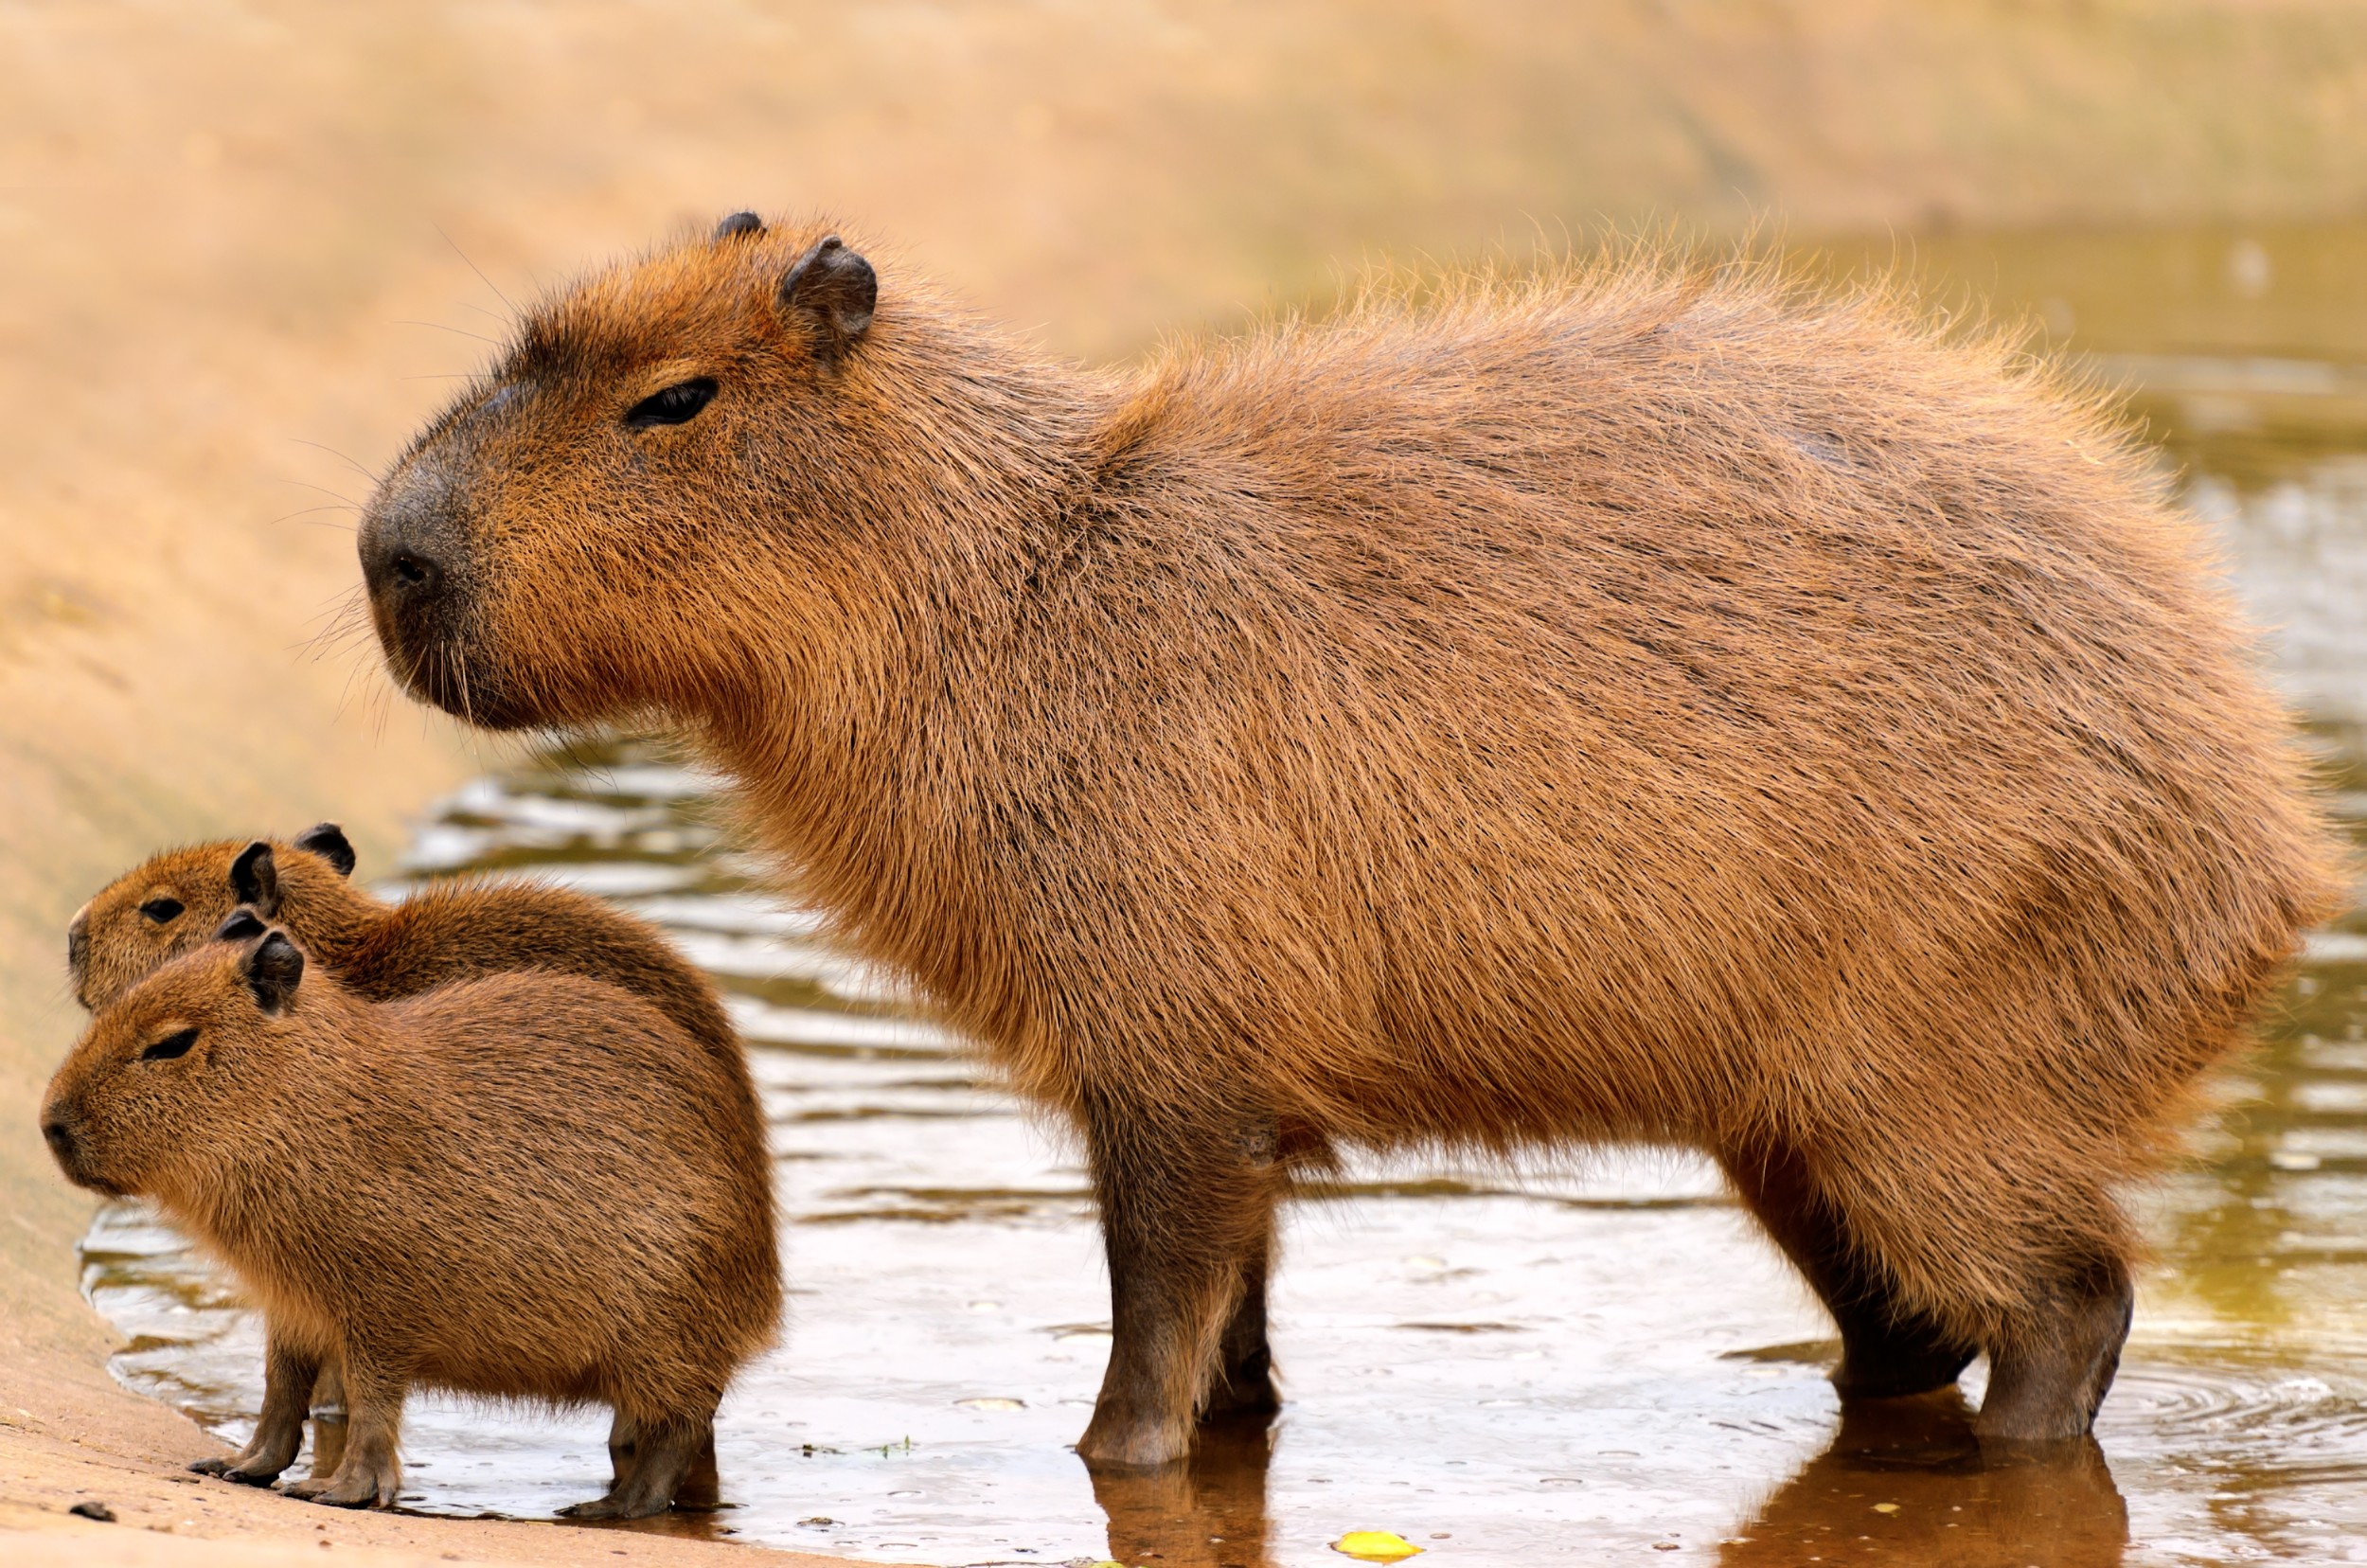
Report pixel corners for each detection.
[281,1469,395,1509]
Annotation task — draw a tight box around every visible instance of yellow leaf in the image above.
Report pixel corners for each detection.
[1333,1531,1426,1561]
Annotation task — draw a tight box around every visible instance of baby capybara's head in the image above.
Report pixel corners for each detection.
[67,825,357,1009]
[357,214,886,732]
[42,917,309,1200]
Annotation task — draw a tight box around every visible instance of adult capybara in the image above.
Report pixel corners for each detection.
[66,823,752,1497]
[69,822,736,1064]
[40,917,778,1516]
[356,215,2345,1465]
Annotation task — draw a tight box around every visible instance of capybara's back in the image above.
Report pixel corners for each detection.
[356,223,2347,1461]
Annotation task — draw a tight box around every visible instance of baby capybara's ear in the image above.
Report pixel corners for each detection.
[778,236,876,356]
[245,931,304,1015]
[228,841,280,915]
[214,910,266,942]
[713,210,763,241]
[292,822,357,877]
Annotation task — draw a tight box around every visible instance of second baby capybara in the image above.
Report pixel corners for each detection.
[68,821,736,1065]
[40,918,778,1516]
[357,215,2345,1464]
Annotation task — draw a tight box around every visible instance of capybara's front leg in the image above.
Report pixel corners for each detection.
[1203,1236,1280,1419]
[1720,1143,1977,1399]
[305,1356,347,1481]
[192,1328,318,1485]
[281,1351,402,1508]
[1975,1255,2135,1443]
[1077,1104,1284,1469]
[561,1412,713,1519]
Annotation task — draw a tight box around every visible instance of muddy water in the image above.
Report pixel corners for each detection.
[80,227,2367,1566]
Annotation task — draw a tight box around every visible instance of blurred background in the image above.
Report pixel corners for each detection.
[5,6,2367,1566]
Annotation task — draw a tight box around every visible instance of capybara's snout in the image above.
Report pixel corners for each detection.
[39,1100,115,1196]
[359,458,490,722]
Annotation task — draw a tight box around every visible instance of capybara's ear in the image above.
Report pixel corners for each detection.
[245,932,305,1015]
[778,235,876,354]
[214,910,266,943]
[228,841,280,915]
[293,822,358,877]
[66,906,89,986]
[714,210,764,241]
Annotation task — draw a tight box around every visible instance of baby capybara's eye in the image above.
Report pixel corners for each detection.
[140,1027,198,1061]
[139,897,185,924]
[624,378,717,430]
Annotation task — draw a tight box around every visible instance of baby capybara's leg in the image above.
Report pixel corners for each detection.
[282,1350,403,1508]
[192,1328,318,1485]
[1719,1143,1977,1399]
[1975,1253,2135,1443]
[1077,1104,1287,1468]
[561,1411,713,1519]
[305,1357,347,1481]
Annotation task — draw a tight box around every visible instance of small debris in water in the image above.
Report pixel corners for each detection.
[68,1501,116,1522]
[957,1397,1027,1411]
[1872,1503,1899,1514]
[1332,1530,1424,1561]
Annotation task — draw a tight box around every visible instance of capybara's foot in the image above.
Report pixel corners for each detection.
[1975,1266,2135,1443]
[1077,1406,1193,1470]
[1832,1319,1981,1402]
[561,1415,709,1519]
[281,1466,397,1508]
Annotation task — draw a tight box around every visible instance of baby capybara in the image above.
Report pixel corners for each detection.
[40,918,778,1516]
[69,822,736,1064]
[68,823,749,1496]
[357,215,2345,1465]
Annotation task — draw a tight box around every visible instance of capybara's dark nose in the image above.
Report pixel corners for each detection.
[42,1115,76,1171]
[362,532,446,604]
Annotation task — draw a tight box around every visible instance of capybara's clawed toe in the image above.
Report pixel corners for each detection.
[282,1470,394,1508]
[559,1492,668,1522]
[187,1456,231,1476]
[222,1464,287,1488]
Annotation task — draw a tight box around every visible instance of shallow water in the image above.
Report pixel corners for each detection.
[81,225,2367,1566]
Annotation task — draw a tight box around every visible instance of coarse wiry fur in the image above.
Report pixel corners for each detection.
[356,215,2348,1463]
[68,831,738,1067]
[39,931,778,1516]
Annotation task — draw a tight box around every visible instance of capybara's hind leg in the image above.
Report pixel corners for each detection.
[1720,1144,1977,1399]
[561,1413,712,1520]
[1077,1100,1286,1468]
[193,1328,318,1485]
[282,1352,402,1507]
[1976,1255,2135,1443]
[606,1412,638,1494]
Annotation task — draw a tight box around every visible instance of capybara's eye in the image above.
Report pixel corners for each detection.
[141,1027,198,1062]
[624,378,717,430]
[139,897,185,924]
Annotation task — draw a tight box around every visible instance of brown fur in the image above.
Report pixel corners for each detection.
[69,830,738,1065]
[356,216,2348,1462]
[39,928,778,1516]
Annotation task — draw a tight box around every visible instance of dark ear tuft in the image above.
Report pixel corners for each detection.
[214,910,266,943]
[293,822,358,877]
[246,931,305,1015]
[228,841,281,916]
[778,236,877,356]
[715,210,764,241]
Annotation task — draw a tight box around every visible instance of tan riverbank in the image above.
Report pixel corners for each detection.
[7,3,2367,1560]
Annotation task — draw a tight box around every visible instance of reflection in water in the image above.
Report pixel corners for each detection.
[76,226,2367,1564]
[1724,1394,2127,1568]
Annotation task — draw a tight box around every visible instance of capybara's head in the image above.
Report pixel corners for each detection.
[42,918,309,1200]
[357,214,892,732]
[68,825,357,1009]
